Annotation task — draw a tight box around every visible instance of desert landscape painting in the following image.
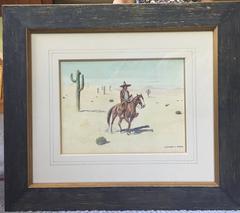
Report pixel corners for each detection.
[60,59,185,154]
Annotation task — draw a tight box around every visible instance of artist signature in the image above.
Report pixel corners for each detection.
[164,145,184,149]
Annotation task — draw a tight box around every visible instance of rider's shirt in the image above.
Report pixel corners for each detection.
[120,89,131,103]
[124,91,129,101]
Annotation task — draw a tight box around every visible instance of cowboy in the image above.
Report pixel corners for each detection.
[120,81,132,103]
[120,81,132,113]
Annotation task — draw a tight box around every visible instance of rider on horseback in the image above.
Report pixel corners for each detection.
[120,81,140,120]
[120,81,132,111]
[107,82,145,134]
[107,82,144,133]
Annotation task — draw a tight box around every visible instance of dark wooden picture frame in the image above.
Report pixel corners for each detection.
[3,3,240,211]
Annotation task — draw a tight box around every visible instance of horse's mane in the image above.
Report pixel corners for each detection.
[131,95,139,103]
[131,95,144,105]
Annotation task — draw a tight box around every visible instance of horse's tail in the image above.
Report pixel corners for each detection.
[107,106,114,127]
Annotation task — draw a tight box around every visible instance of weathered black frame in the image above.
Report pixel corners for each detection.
[3,3,240,211]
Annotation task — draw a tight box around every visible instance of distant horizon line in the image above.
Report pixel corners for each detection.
[62,83,184,90]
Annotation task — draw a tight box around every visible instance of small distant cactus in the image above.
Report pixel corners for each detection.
[70,70,84,111]
[109,85,112,91]
[146,89,151,97]
[97,88,100,94]
[102,86,106,95]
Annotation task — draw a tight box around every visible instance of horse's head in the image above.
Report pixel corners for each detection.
[135,94,145,109]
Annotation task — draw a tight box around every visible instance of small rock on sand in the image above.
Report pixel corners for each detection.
[96,137,110,145]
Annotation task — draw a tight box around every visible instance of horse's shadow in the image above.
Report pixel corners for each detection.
[118,125,154,135]
[80,109,106,113]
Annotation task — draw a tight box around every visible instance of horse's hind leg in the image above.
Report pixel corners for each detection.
[111,113,117,133]
[118,117,123,132]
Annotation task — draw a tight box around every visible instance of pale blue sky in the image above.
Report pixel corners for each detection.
[60,59,184,89]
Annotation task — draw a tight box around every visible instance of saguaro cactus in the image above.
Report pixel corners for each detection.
[102,86,106,95]
[146,89,151,97]
[70,70,84,111]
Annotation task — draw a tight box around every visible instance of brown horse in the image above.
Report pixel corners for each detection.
[107,94,145,133]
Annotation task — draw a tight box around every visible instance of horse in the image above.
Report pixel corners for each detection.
[107,94,145,134]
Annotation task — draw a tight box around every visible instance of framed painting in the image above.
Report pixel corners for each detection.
[3,2,240,211]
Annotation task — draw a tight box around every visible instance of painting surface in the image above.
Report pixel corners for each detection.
[60,59,185,154]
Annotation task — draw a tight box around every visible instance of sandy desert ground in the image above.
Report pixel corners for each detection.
[61,83,185,154]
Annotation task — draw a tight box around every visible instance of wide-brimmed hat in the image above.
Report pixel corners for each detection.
[120,81,131,88]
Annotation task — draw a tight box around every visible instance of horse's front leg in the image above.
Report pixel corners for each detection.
[126,116,134,135]
[127,121,131,135]
[124,116,131,135]
[134,112,139,118]
[126,118,132,135]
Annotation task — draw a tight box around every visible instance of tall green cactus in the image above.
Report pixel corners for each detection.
[70,70,84,111]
